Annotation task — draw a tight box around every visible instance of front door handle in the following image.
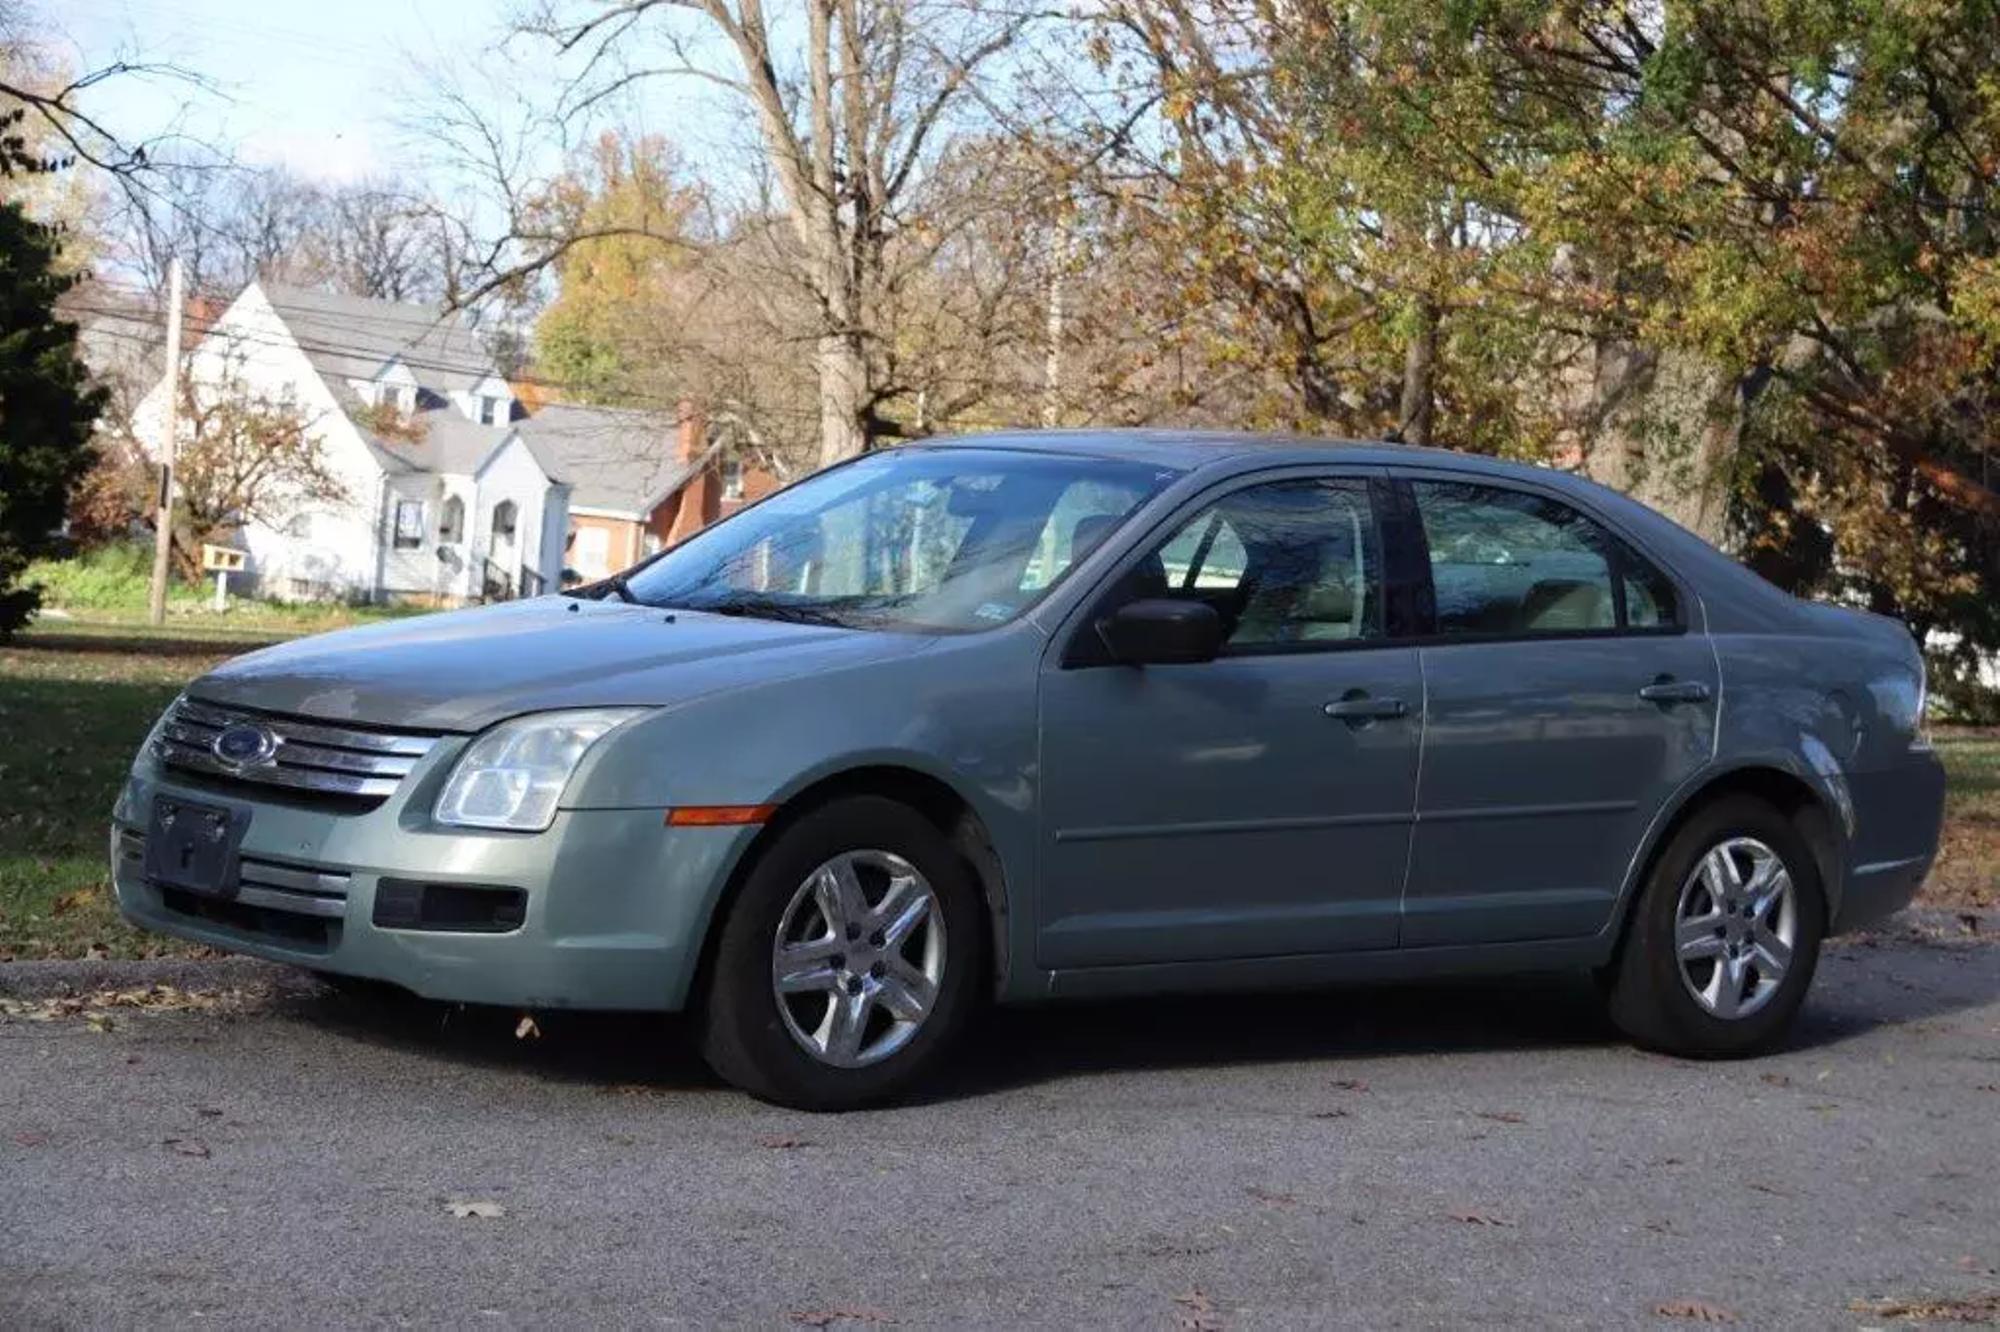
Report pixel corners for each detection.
[1638,677,1711,705]
[1323,695,1409,721]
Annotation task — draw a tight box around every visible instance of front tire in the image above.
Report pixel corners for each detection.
[1607,795,1826,1058]
[697,796,984,1110]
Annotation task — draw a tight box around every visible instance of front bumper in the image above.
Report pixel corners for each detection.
[111,761,755,1011]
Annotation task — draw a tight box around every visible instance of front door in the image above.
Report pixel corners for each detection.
[1037,473,1422,969]
[1396,475,1719,947]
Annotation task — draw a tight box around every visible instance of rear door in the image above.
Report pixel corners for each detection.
[1036,470,1423,968]
[1395,473,1718,947]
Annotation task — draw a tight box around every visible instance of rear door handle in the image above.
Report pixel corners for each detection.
[1638,678,1711,705]
[1323,695,1409,721]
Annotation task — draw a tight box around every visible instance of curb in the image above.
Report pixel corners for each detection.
[3,909,1992,1002]
[0,956,306,1001]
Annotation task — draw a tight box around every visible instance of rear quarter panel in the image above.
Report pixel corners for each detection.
[1710,616,1942,925]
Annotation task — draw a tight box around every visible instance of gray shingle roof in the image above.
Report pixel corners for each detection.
[260,283,503,397]
[253,283,704,513]
[366,407,521,477]
[515,402,704,515]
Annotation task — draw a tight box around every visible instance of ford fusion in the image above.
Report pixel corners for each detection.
[113,431,1946,1109]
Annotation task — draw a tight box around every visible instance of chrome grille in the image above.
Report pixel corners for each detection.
[236,855,352,919]
[153,697,439,804]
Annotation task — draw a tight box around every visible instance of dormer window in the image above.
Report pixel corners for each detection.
[480,394,508,426]
[379,383,413,415]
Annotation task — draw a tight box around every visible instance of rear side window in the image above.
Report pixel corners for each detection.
[1410,480,1678,637]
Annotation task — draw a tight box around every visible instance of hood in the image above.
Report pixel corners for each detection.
[189,597,937,732]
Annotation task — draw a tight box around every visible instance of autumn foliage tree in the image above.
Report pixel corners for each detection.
[1088,0,2000,692]
[154,370,349,580]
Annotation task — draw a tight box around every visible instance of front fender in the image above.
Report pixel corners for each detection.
[559,628,1046,1000]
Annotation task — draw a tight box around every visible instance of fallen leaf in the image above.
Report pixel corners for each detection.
[447,1200,505,1220]
[83,1012,113,1033]
[756,1133,814,1150]
[1849,1292,2000,1323]
[13,1131,48,1147]
[1307,1107,1351,1120]
[1759,1072,1792,1088]
[1172,1287,1223,1331]
[514,1016,541,1041]
[1245,1186,1296,1208]
[163,1137,210,1158]
[196,1106,223,1118]
[788,1308,894,1327]
[1329,1078,1369,1092]
[1475,1110,1526,1124]
[1447,1210,1512,1227]
[1654,1299,1737,1323]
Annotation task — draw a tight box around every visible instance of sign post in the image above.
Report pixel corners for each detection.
[201,544,247,612]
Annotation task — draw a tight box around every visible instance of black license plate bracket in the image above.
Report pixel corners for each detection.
[143,797,249,899]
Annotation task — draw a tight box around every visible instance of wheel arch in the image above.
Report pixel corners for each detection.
[687,761,1014,1009]
[1605,760,1846,963]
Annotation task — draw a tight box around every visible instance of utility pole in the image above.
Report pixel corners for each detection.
[147,257,184,626]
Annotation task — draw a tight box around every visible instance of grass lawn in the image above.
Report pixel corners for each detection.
[0,602,428,961]
[2,620,1995,961]
[1929,728,2000,911]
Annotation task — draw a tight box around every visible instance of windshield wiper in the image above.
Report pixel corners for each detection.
[603,572,639,604]
[683,595,852,627]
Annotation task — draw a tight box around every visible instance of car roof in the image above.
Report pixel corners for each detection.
[928,427,1545,483]
[928,428,1831,635]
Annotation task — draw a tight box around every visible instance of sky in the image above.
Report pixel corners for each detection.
[54,0,515,181]
[52,0,751,189]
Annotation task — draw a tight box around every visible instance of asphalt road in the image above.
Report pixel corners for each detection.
[3,919,1998,1329]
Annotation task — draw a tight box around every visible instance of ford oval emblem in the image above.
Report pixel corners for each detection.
[212,723,280,768]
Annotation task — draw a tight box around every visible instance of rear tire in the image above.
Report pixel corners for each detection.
[1606,795,1825,1058]
[697,796,984,1110]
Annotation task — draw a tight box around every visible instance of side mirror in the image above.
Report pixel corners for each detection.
[1098,598,1223,666]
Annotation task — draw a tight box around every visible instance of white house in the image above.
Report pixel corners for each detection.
[134,282,577,603]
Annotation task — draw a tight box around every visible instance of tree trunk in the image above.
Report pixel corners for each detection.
[1397,298,1439,444]
[816,333,869,467]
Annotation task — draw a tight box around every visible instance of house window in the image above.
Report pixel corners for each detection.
[380,384,411,414]
[491,499,518,544]
[481,395,508,426]
[393,498,426,550]
[439,495,465,544]
[572,525,611,579]
[721,459,745,501]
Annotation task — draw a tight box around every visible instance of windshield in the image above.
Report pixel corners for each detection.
[619,447,1179,631]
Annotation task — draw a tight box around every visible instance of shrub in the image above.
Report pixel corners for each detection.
[22,544,198,612]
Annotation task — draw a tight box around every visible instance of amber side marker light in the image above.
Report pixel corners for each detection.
[666,804,779,827]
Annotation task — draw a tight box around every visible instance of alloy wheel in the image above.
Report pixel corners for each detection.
[771,850,947,1068]
[1673,836,1799,1020]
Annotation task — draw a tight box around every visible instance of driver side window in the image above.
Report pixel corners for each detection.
[1133,478,1385,651]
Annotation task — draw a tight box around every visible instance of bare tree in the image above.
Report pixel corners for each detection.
[114,158,448,303]
[437,0,1049,466]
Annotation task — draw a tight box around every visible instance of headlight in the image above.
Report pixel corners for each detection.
[433,708,646,831]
